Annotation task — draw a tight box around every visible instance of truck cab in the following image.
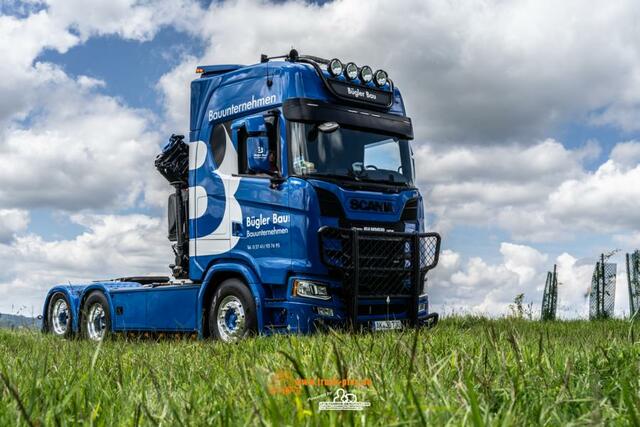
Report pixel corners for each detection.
[42,51,441,342]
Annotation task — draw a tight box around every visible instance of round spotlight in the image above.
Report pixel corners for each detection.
[359,65,373,83]
[373,69,388,87]
[328,59,343,77]
[344,62,358,80]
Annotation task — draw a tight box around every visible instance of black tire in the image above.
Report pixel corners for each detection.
[209,278,257,342]
[80,292,112,341]
[47,292,73,338]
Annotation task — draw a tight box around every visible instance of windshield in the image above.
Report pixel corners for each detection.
[289,122,414,185]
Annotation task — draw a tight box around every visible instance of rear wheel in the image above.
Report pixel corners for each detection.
[81,292,111,341]
[47,293,73,338]
[209,279,257,342]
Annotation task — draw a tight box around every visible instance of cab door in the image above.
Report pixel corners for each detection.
[231,112,291,284]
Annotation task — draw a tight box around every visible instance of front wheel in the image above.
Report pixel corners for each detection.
[81,292,111,341]
[209,279,257,342]
[47,292,73,338]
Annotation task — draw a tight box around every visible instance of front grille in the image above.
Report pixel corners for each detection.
[319,227,441,324]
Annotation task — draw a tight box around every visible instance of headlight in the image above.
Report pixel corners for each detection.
[293,279,331,300]
[373,69,388,87]
[328,59,343,77]
[344,62,358,80]
[359,65,373,83]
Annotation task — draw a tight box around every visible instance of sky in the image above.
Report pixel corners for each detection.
[0,0,639,318]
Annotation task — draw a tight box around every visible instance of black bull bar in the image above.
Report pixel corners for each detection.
[318,226,441,327]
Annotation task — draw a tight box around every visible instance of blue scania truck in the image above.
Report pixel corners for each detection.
[42,50,441,342]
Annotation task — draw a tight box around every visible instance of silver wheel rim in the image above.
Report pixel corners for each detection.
[216,296,246,342]
[87,303,106,341]
[51,299,69,335]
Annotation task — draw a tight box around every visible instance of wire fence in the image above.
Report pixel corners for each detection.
[627,251,640,317]
[537,251,640,320]
[541,265,558,321]
[589,256,617,319]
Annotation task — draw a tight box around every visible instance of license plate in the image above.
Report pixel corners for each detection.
[373,320,403,331]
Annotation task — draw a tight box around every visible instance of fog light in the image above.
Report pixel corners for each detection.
[374,69,388,87]
[344,62,358,80]
[328,59,343,77]
[359,65,373,83]
[293,279,331,300]
[418,303,427,313]
[316,307,334,317]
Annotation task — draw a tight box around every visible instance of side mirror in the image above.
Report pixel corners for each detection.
[243,115,268,135]
[246,136,273,174]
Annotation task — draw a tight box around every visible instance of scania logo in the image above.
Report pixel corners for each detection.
[349,199,393,213]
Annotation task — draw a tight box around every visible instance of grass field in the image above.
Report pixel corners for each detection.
[1,317,639,426]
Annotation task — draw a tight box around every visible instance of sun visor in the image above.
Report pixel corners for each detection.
[283,98,413,139]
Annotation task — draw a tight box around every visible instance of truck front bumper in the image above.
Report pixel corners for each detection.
[317,226,441,328]
[274,276,438,334]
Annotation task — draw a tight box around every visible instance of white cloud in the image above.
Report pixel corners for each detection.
[45,0,199,42]
[156,55,199,134]
[159,0,640,143]
[548,159,640,232]
[430,243,548,316]
[415,139,587,239]
[614,232,640,249]
[0,73,167,210]
[611,141,640,168]
[0,213,171,313]
[0,1,193,210]
[0,209,29,243]
[414,139,640,242]
[0,0,201,126]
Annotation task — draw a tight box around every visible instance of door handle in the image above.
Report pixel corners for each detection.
[232,221,243,237]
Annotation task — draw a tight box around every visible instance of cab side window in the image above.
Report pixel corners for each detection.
[209,123,230,169]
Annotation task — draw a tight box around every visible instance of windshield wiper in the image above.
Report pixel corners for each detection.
[357,175,411,187]
[349,168,410,187]
[305,172,359,182]
[305,171,410,187]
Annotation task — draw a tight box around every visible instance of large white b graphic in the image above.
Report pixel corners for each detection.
[189,127,242,256]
